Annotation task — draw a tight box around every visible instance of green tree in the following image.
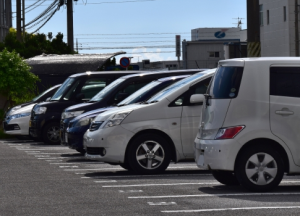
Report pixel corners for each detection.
[0,48,40,108]
[0,28,76,59]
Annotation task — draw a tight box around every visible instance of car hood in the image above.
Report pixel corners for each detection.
[71,106,116,123]
[9,103,36,116]
[65,102,96,112]
[94,103,149,122]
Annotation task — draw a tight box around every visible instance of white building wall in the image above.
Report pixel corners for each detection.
[260,0,298,56]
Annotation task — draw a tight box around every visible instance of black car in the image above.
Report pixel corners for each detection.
[60,69,205,146]
[29,71,143,144]
[5,84,61,117]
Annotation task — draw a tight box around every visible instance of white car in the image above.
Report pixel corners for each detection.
[195,57,300,192]
[84,69,215,174]
[4,103,35,136]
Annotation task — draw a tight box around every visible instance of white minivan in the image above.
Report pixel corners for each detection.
[84,69,215,174]
[195,57,300,192]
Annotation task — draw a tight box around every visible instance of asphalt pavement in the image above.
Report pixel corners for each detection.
[1,139,300,216]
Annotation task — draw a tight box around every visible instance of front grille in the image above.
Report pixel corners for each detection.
[87,147,104,155]
[90,121,104,131]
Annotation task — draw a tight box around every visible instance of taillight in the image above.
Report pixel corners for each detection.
[215,126,245,140]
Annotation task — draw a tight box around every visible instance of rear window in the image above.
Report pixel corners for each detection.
[208,66,244,99]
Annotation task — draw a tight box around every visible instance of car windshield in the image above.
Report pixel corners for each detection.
[147,72,206,103]
[51,78,75,101]
[118,81,161,105]
[32,85,58,102]
[89,78,126,102]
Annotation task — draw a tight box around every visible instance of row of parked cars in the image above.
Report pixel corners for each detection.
[5,57,300,192]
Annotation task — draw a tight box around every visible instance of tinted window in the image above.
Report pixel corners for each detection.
[270,67,300,97]
[51,78,75,101]
[169,77,211,107]
[32,85,59,102]
[80,78,107,100]
[208,66,243,99]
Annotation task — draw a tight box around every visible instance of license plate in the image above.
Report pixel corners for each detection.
[197,154,204,167]
[65,133,68,143]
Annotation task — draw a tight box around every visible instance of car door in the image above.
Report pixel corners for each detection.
[180,77,212,158]
[269,67,300,166]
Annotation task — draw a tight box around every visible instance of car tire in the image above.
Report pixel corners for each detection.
[76,148,86,155]
[235,145,284,192]
[127,133,171,175]
[42,122,60,145]
[211,170,240,186]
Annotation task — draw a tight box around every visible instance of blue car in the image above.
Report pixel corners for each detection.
[66,75,190,154]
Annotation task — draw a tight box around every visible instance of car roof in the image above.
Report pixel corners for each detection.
[157,75,191,82]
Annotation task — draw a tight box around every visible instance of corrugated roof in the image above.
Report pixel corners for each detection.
[25,52,126,75]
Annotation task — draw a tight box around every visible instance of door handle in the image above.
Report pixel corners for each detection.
[275,109,294,115]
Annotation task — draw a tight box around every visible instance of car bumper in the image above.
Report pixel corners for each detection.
[29,119,42,138]
[84,125,134,164]
[66,125,89,150]
[4,116,31,135]
[194,137,238,171]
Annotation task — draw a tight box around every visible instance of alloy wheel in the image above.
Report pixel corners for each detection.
[136,140,165,170]
[47,126,60,142]
[245,152,278,185]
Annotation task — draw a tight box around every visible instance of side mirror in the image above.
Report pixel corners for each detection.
[45,97,51,102]
[190,94,205,104]
[76,93,85,101]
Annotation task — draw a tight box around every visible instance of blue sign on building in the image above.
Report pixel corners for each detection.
[214,31,226,39]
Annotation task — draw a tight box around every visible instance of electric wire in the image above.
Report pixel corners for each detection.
[25,0,44,10]
[26,0,48,13]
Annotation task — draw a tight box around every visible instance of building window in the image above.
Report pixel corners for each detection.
[284,6,286,22]
[267,10,270,24]
[259,4,264,26]
[209,52,220,58]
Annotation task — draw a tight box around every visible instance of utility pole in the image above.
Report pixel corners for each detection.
[22,0,25,37]
[247,0,261,57]
[295,0,299,56]
[67,0,74,51]
[16,0,21,41]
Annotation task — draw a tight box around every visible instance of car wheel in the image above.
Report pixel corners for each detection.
[211,170,240,186]
[76,148,86,155]
[127,133,171,174]
[42,122,60,145]
[235,145,284,192]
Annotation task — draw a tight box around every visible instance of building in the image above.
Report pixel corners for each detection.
[259,0,299,56]
[182,27,247,69]
[0,0,12,42]
[136,60,182,71]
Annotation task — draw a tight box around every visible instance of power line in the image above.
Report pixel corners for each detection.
[75,32,190,36]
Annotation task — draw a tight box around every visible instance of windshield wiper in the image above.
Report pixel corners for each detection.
[139,101,149,104]
[150,100,159,104]
[117,104,127,107]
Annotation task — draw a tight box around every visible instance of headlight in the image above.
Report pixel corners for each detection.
[35,107,47,115]
[74,117,95,127]
[104,110,132,128]
[7,112,31,123]
[61,111,84,120]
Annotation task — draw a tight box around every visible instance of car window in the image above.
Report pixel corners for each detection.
[63,80,81,101]
[80,78,107,100]
[169,77,211,107]
[270,67,300,97]
[112,81,149,104]
[51,78,75,101]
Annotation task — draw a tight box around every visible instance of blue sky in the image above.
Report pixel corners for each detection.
[13,0,247,63]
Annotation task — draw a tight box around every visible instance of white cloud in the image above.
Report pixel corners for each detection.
[130,47,165,63]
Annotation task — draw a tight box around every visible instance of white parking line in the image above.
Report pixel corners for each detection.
[59,166,79,168]
[50,162,101,165]
[119,190,143,193]
[63,166,201,172]
[103,180,300,188]
[129,192,300,199]
[148,202,176,206]
[38,158,62,160]
[94,180,117,183]
[27,152,74,155]
[161,206,300,213]
[16,148,69,150]
[103,182,219,188]
[46,160,63,162]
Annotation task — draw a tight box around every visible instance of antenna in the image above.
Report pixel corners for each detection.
[233,17,245,29]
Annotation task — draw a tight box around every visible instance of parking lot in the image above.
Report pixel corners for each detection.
[1,139,300,216]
